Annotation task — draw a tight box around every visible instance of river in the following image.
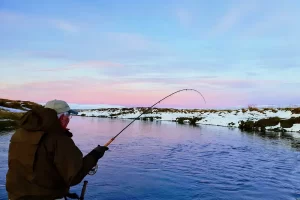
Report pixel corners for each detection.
[0,116,299,200]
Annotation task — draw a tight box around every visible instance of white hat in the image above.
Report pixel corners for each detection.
[44,99,78,114]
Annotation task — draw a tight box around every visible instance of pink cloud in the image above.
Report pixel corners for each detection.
[0,78,252,109]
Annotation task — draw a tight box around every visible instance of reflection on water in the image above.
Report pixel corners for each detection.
[239,129,300,151]
[0,116,299,200]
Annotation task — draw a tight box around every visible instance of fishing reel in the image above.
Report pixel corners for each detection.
[88,164,98,175]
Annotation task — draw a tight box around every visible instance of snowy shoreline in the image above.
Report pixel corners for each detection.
[1,100,300,138]
[77,107,300,136]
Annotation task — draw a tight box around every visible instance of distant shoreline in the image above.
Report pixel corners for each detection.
[76,106,300,136]
[1,98,300,138]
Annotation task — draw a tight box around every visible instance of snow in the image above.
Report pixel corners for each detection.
[21,106,30,110]
[0,106,25,113]
[285,124,300,132]
[0,119,13,121]
[77,107,300,134]
[265,123,281,130]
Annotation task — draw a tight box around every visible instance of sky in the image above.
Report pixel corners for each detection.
[1,0,300,109]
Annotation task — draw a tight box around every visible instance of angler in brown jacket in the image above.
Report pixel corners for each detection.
[6,99,109,200]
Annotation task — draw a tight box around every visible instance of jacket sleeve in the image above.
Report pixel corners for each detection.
[53,136,100,187]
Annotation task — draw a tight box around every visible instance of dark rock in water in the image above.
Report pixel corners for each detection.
[190,117,202,125]
[176,117,202,126]
[292,117,300,123]
[238,120,255,131]
[228,122,235,127]
[256,117,280,127]
[238,116,300,133]
[280,119,294,128]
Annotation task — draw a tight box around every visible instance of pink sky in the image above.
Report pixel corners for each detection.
[0,77,255,109]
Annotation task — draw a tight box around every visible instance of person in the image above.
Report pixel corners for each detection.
[6,99,109,200]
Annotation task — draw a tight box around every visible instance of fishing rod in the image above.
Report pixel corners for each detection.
[79,89,206,199]
[103,88,206,147]
[87,89,206,175]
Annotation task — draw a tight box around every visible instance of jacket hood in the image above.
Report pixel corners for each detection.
[19,107,64,133]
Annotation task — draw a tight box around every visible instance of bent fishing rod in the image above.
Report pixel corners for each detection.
[103,88,206,147]
[79,89,206,199]
[88,89,206,175]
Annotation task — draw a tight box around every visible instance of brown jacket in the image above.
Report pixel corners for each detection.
[6,107,100,200]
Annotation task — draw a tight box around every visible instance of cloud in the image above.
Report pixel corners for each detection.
[248,88,300,106]
[23,51,71,60]
[242,10,300,37]
[245,72,259,77]
[104,32,162,51]
[0,78,105,103]
[0,76,295,109]
[0,10,80,33]
[0,78,160,105]
[49,19,79,33]
[0,11,170,62]
[0,78,236,108]
[210,1,258,36]
[80,31,172,62]
[186,78,282,89]
[37,60,123,72]
[71,61,123,68]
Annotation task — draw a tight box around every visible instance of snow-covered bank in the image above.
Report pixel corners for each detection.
[77,107,300,134]
[0,106,26,113]
[0,99,43,132]
[1,97,300,136]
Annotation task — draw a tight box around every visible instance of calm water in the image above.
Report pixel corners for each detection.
[0,116,300,200]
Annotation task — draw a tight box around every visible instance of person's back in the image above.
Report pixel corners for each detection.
[6,100,108,200]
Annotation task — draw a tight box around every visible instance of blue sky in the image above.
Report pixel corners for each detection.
[0,0,300,108]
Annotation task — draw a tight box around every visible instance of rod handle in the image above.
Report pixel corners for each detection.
[104,138,114,147]
[79,180,88,200]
